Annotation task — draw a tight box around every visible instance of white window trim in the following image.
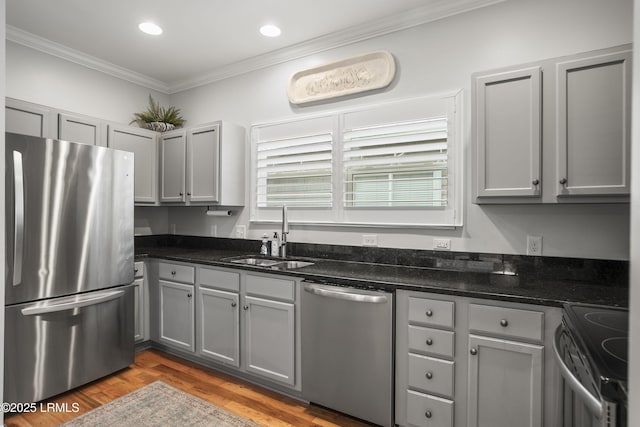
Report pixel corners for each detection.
[250,90,464,229]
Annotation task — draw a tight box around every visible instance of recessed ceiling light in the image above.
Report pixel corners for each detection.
[260,24,281,38]
[139,22,163,36]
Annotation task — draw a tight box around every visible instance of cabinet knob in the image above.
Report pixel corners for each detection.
[559,178,568,185]
[426,338,433,346]
[187,293,192,298]
[134,268,139,273]
[425,309,433,317]
[470,348,478,355]
[425,371,433,380]
[179,192,184,196]
[532,179,540,186]
[500,319,509,327]
[171,271,176,275]
[243,305,249,310]
[231,302,237,307]
[187,192,191,196]
[425,410,432,419]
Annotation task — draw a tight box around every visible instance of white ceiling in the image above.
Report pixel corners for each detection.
[7,0,502,93]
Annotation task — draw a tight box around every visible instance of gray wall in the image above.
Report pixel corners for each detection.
[165,0,632,260]
[5,0,633,260]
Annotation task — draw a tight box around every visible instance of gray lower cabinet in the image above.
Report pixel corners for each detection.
[108,124,159,204]
[467,335,543,427]
[157,262,196,352]
[159,280,195,352]
[396,290,562,427]
[244,295,295,385]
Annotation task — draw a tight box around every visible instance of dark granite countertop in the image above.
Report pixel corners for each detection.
[135,236,629,308]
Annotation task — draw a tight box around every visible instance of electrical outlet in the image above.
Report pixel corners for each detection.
[527,235,542,256]
[235,225,246,239]
[363,234,378,247]
[434,238,451,250]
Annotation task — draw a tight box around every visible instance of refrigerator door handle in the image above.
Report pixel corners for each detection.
[12,150,24,287]
[20,290,125,316]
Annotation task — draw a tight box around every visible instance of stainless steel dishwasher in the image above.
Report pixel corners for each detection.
[301,280,394,427]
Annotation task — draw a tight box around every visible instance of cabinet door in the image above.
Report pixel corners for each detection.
[244,295,295,385]
[5,98,52,138]
[474,67,542,199]
[108,124,158,204]
[160,130,186,202]
[159,280,194,352]
[556,50,631,196]
[198,287,240,367]
[187,124,220,203]
[133,277,144,342]
[58,112,104,146]
[467,334,543,427]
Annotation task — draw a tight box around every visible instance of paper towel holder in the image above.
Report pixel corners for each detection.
[205,206,234,217]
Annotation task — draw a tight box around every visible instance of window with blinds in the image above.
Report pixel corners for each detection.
[255,132,333,207]
[343,118,448,207]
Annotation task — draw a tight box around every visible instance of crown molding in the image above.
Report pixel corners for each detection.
[7,0,504,95]
[6,25,170,93]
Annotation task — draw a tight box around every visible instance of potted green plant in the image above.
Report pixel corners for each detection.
[131,95,185,132]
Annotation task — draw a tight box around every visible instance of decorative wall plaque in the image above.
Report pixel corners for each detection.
[287,51,396,105]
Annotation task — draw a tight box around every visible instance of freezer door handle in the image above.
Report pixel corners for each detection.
[303,283,388,303]
[12,150,24,287]
[21,290,125,316]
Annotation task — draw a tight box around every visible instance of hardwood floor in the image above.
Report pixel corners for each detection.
[4,349,372,427]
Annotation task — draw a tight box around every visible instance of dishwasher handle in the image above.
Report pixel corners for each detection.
[552,324,604,419]
[303,283,389,304]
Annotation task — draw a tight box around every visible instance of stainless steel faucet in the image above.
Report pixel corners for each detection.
[280,205,289,258]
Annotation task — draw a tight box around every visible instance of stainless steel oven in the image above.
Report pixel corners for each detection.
[553,303,628,427]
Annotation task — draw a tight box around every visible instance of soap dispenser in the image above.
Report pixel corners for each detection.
[260,234,269,255]
[271,232,279,257]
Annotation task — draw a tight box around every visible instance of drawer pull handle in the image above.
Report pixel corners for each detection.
[171,271,176,275]
[425,410,432,419]
[500,319,509,327]
[231,302,237,307]
[425,309,433,317]
[426,338,433,346]
[425,371,433,380]
[470,348,478,355]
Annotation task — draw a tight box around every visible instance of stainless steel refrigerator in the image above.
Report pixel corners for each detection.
[4,132,135,404]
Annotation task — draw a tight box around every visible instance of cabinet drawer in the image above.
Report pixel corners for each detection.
[408,325,455,359]
[406,389,453,427]
[469,304,544,342]
[158,263,195,284]
[134,261,144,278]
[198,267,240,292]
[408,353,454,398]
[408,297,454,329]
[246,274,295,302]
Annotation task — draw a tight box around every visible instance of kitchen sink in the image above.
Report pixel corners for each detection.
[225,257,314,269]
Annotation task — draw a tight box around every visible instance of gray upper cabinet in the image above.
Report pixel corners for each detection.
[473,44,631,204]
[160,129,187,202]
[6,98,54,138]
[58,112,106,146]
[108,124,159,204]
[161,121,245,206]
[556,49,631,197]
[474,67,541,199]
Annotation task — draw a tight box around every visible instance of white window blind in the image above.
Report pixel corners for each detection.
[343,118,448,207]
[256,132,333,207]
